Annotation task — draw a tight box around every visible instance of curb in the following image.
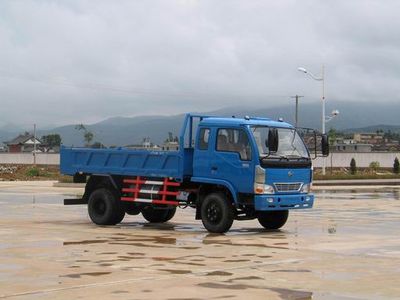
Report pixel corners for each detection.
[313,179,400,186]
[53,182,85,188]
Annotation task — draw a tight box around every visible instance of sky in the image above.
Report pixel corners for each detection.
[0,0,399,128]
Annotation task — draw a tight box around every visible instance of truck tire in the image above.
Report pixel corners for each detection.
[88,188,125,225]
[257,210,288,229]
[141,207,176,223]
[201,192,234,233]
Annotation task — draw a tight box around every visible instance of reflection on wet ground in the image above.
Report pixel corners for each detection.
[0,186,400,299]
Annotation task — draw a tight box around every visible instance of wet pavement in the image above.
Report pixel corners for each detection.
[0,182,400,299]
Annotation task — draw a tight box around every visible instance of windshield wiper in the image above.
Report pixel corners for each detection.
[285,155,309,160]
[260,154,289,160]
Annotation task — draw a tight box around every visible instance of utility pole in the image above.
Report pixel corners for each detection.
[321,65,326,175]
[33,124,36,165]
[290,95,303,127]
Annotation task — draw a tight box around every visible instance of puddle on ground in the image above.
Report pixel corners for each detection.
[224,276,263,283]
[158,269,192,274]
[60,271,111,278]
[171,261,206,266]
[269,269,311,273]
[202,238,288,249]
[112,290,129,294]
[64,240,109,245]
[269,287,312,300]
[223,259,251,263]
[205,271,233,276]
[197,282,313,299]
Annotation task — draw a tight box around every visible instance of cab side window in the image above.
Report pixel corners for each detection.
[216,129,251,161]
[198,128,210,150]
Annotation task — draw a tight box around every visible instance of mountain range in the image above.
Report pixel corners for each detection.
[1,101,400,146]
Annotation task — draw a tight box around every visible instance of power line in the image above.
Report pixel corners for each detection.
[0,71,290,100]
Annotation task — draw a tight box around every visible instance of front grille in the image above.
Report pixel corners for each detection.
[274,182,302,192]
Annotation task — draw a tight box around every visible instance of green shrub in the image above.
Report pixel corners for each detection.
[26,167,40,177]
[394,157,400,174]
[350,158,356,175]
[369,161,380,171]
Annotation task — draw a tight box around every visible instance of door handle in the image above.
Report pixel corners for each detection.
[211,166,218,171]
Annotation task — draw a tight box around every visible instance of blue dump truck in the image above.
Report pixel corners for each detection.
[61,114,329,233]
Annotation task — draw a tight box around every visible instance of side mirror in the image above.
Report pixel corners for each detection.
[266,128,279,152]
[321,134,329,156]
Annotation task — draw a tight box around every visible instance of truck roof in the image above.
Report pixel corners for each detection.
[199,116,294,129]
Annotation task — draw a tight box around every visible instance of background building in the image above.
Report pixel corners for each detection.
[5,133,42,153]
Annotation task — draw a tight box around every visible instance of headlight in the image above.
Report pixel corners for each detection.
[263,184,275,194]
[254,183,275,194]
[301,183,311,193]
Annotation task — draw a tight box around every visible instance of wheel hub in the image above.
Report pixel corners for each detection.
[206,203,221,223]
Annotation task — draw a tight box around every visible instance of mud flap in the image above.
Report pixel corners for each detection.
[64,198,88,205]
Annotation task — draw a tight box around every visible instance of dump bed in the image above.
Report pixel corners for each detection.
[60,147,193,181]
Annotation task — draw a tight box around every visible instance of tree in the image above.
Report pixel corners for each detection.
[394,157,400,174]
[328,128,337,144]
[84,131,94,145]
[350,158,357,175]
[75,124,94,147]
[41,134,62,148]
[369,161,380,171]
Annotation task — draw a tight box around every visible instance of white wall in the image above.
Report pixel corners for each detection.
[0,153,60,165]
[314,152,400,168]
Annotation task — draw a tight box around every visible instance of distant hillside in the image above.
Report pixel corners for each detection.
[2,101,400,146]
[343,125,400,134]
[0,130,18,144]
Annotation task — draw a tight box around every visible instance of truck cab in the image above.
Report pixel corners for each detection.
[186,116,317,231]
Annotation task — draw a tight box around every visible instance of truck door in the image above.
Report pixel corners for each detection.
[211,128,254,193]
[193,127,212,178]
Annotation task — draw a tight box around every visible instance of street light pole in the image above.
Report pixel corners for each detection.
[321,65,326,175]
[298,65,327,175]
[321,65,325,136]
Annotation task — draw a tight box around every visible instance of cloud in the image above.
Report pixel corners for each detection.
[0,0,399,127]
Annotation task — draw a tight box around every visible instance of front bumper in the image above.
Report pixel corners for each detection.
[254,193,314,211]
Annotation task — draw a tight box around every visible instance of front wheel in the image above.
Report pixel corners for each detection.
[201,193,234,233]
[257,210,288,229]
[88,188,125,225]
[141,207,176,223]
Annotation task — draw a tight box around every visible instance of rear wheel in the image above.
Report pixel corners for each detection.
[88,188,125,225]
[141,207,176,223]
[201,192,234,233]
[257,210,288,229]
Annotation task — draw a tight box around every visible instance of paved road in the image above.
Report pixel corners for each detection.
[0,182,399,299]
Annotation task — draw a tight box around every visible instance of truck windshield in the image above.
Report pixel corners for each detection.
[251,126,309,159]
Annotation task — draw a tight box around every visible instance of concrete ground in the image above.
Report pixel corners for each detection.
[0,182,399,299]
